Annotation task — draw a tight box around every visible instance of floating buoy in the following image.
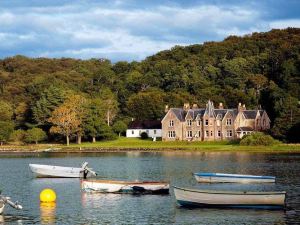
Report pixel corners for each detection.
[40,189,56,202]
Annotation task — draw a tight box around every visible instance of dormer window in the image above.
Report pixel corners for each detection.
[226,118,232,125]
[187,120,192,126]
[169,120,174,127]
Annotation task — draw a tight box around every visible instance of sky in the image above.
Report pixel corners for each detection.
[0,0,299,62]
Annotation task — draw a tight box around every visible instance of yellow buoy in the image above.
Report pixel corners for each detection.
[40,189,56,202]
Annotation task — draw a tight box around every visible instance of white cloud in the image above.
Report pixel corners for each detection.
[269,19,300,29]
[0,2,298,61]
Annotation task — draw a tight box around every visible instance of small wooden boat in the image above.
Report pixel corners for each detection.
[29,162,97,178]
[0,194,23,214]
[194,172,275,183]
[81,179,169,194]
[174,186,286,209]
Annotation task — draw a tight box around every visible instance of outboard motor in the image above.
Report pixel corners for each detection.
[81,162,97,179]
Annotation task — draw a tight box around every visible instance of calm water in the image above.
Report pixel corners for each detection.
[0,152,299,225]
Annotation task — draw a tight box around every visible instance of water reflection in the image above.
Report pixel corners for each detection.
[40,202,56,225]
[175,207,286,225]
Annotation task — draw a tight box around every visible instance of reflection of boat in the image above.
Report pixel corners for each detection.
[29,162,97,178]
[174,186,286,209]
[194,172,275,183]
[81,180,169,194]
[0,194,23,214]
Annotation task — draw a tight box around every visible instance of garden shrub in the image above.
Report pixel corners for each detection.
[240,132,276,146]
[140,132,149,139]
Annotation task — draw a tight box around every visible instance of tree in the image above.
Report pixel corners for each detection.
[32,85,66,125]
[25,128,47,144]
[83,98,105,142]
[0,100,13,121]
[112,121,127,137]
[10,129,27,144]
[126,89,166,120]
[63,94,88,144]
[0,121,14,145]
[48,104,80,146]
[98,88,119,126]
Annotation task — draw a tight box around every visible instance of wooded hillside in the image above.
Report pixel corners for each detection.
[0,28,299,143]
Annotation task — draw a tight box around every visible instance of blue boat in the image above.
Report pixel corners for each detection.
[194,172,275,183]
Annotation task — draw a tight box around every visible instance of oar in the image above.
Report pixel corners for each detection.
[0,196,23,210]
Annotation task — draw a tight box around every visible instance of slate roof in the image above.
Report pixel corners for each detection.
[236,127,254,132]
[243,110,258,119]
[128,120,162,129]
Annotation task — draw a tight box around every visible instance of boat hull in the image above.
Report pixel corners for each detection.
[0,201,4,214]
[29,164,94,178]
[174,186,285,209]
[81,180,169,194]
[194,173,275,183]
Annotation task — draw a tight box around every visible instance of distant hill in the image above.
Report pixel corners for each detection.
[0,28,299,141]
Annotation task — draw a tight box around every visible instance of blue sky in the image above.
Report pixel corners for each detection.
[0,0,299,62]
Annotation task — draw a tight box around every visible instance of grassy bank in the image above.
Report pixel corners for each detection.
[65,137,300,153]
[0,137,299,153]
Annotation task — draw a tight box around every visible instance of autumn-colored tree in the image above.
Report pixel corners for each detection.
[48,104,80,146]
[63,94,88,144]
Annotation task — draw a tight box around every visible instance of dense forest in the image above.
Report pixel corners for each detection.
[0,28,299,144]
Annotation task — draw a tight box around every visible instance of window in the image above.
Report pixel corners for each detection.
[169,120,174,127]
[154,130,157,134]
[226,118,232,126]
[205,130,209,137]
[131,130,134,135]
[198,130,201,137]
[210,131,213,136]
[226,130,233,137]
[205,119,209,126]
[197,120,201,126]
[168,131,176,138]
[187,120,192,126]
[218,130,221,137]
[186,130,192,138]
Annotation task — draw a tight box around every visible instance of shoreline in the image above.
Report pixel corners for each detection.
[1,146,300,154]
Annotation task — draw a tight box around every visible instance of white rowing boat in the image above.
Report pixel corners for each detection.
[194,172,275,183]
[174,186,286,209]
[29,162,97,178]
[81,179,170,194]
[0,194,23,214]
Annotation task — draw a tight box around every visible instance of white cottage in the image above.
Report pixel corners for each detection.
[126,120,162,138]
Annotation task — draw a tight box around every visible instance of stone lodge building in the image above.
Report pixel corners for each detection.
[161,100,271,141]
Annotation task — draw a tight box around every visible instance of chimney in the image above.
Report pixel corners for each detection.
[131,118,134,121]
[183,103,190,111]
[238,102,242,112]
[192,103,198,109]
[165,105,169,113]
[242,104,246,110]
[219,102,224,109]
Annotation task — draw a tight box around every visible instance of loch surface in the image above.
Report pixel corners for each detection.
[0,152,299,224]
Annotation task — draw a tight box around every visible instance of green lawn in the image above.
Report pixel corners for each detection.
[64,137,300,152]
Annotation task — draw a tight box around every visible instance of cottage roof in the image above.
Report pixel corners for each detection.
[170,108,186,121]
[236,126,254,132]
[243,110,258,119]
[128,120,162,129]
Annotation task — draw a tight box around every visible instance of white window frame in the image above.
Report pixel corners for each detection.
[226,130,233,137]
[217,130,221,137]
[168,131,176,138]
[169,120,174,127]
[187,120,192,126]
[210,131,213,136]
[226,118,232,126]
[205,119,209,126]
[186,130,192,138]
[131,130,134,135]
[197,120,201,126]
[205,130,209,137]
